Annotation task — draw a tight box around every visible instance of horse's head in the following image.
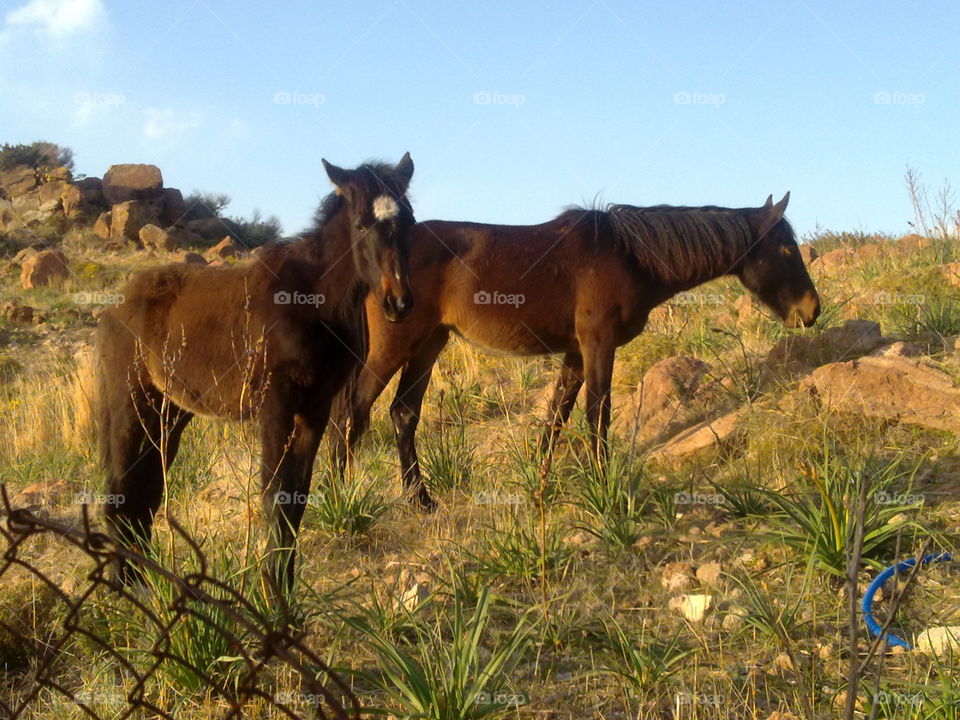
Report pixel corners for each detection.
[736,192,820,328]
[322,153,416,322]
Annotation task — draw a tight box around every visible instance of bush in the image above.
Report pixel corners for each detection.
[0,141,73,173]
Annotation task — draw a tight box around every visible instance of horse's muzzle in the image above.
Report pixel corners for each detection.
[787,291,821,328]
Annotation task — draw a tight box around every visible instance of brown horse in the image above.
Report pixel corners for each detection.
[331,193,820,508]
[97,154,416,589]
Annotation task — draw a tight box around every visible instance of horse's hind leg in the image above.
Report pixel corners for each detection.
[391,330,448,510]
[537,351,584,477]
[102,377,192,584]
[579,331,616,470]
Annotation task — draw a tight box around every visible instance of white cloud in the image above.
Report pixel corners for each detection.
[5,0,106,38]
[142,107,202,142]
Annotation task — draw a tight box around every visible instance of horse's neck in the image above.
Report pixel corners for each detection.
[310,211,363,308]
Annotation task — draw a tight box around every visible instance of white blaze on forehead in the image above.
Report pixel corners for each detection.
[372,195,400,221]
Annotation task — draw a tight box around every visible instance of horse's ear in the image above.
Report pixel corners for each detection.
[753,191,790,237]
[322,159,352,193]
[395,152,414,193]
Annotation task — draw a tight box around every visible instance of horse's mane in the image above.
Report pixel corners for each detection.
[560,204,765,283]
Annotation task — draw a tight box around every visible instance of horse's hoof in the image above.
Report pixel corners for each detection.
[415,492,437,512]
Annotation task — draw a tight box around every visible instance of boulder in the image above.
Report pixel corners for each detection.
[0,165,37,196]
[856,243,884,261]
[649,408,746,464]
[93,211,112,239]
[205,236,238,260]
[734,293,764,324]
[941,263,960,289]
[668,594,713,623]
[174,250,206,265]
[799,244,818,265]
[767,319,884,369]
[12,247,38,265]
[160,187,188,226]
[801,354,960,435]
[139,224,180,252]
[915,626,960,656]
[897,233,932,250]
[75,177,105,207]
[811,248,855,273]
[110,200,157,243]
[36,179,68,209]
[60,183,83,218]
[0,300,33,325]
[101,164,163,205]
[20,249,69,289]
[615,356,730,447]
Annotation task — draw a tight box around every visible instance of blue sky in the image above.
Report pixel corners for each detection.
[1,0,957,237]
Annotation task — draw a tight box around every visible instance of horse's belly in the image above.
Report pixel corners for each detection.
[452,320,572,356]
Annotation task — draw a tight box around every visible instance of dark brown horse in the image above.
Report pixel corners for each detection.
[97,154,416,589]
[331,193,820,508]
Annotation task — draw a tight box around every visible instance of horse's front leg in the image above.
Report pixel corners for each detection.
[260,396,326,595]
[537,351,584,478]
[580,333,616,472]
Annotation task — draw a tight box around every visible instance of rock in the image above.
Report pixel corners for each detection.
[801,354,960,435]
[941,262,960,288]
[616,356,731,447]
[75,177,104,207]
[798,244,818,264]
[60,183,83,218]
[898,233,931,250]
[856,243,884,260]
[0,165,37,196]
[765,712,800,720]
[205,236,238,260]
[36,179,68,209]
[722,605,748,631]
[110,200,157,243]
[0,300,33,324]
[695,562,723,586]
[772,652,794,672]
[669,594,713,622]
[811,248,855,273]
[174,250,207,265]
[160,187,188,226]
[915,626,960,655]
[660,561,695,592]
[396,582,430,613]
[650,408,746,464]
[871,341,924,358]
[734,293,764,323]
[14,478,75,506]
[12,248,38,265]
[767,319,884,369]
[101,164,163,205]
[93,211,112,239]
[139,224,180,252]
[20,249,68,289]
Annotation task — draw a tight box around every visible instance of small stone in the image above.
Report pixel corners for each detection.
[915,626,960,656]
[669,593,713,622]
[695,562,723,586]
[660,561,695,592]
